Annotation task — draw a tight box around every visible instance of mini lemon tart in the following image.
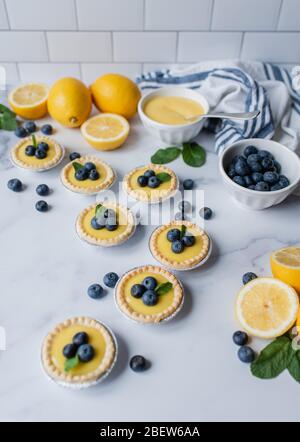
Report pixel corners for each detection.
[123,164,178,203]
[11,135,63,171]
[150,220,210,271]
[41,316,117,388]
[76,201,136,247]
[61,155,115,194]
[115,265,184,324]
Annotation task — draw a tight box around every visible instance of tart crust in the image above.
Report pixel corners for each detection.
[41,316,116,387]
[115,265,184,324]
[123,164,178,203]
[76,202,136,247]
[61,155,115,194]
[150,220,210,270]
[11,136,63,170]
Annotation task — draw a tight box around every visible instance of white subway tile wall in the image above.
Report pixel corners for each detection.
[0,0,299,84]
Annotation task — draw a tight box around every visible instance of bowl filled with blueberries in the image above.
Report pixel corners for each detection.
[219,138,300,210]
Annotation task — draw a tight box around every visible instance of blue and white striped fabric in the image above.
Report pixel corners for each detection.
[136,60,300,154]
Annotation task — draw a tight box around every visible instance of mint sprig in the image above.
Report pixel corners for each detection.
[31,134,37,148]
[156,172,171,183]
[155,282,173,296]
[151,147,181,164]
[95,203,107,219]
[72,161,83,173]
[151,142,206,168]
[64,355,79,372]
[180,225,186,239]
[0,104,17,131]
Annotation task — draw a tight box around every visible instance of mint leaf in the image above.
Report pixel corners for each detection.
[95,203,106,219]
[155,282,173,296]
[156,172,171,183]
[72,161,83,172]
[64,355,79,372]
[180,224,186,239]
[0,104,17,131]
[182,142,206,167]
[151,147,181,164]
[288,350,300,383]
[251,336,293,379]
[31,134,37,148]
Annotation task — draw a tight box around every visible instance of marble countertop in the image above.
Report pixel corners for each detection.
[1,109,300,422]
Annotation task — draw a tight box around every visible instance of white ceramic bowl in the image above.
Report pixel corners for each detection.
[219,138,300,210]
[138,86,209,144]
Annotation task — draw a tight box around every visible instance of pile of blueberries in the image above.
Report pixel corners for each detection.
[137,169,164,189]
[90,207,118,232]
[63,331,94,363]
[15,121,53,138]
[131,276,163,306]
[166,228,195,254]
[74,162,100,181]
[25,140,49,160]
[227,145,290,191]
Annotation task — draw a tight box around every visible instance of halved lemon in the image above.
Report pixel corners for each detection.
[81,113,130,151]
[271,246,300,293]
[236,277,299,339]
[8,83,48,119]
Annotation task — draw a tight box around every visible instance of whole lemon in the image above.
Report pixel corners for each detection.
[47,77,92,128]
[90,74,141,119]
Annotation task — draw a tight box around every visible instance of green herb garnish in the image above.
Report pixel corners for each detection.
[151,142,206,168]
[155,282,173,296]
[31,134,37,148]
[0,104,17,131]
[64,355,79,372]
[156,172,171,183]
[151,147,181,164]
[180,225,187,239]
[72,161,83,173]
[95,203,107,219]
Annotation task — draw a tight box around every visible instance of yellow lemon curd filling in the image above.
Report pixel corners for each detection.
[15,138,57,165]
[82,206,129,239]
[129,167,173,197]
[66,161,107,189]
[124,272,175,315]
[143,96,205,125]
[50,325,106,375]
[156,225,204,262]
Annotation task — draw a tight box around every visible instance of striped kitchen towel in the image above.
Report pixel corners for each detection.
[136,60,300,155]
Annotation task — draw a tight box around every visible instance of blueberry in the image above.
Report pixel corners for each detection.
[238,346,255,363]
[183,179,194,190]
[78,344,94,362]
[232,155,246,164]
[73,332,88,346]
[251,172,264,184]
[38,141,49,151]
[167,228,181,242]
[41,124,52,135]
[200,207,213,220]
[75,168,89,181]
[87,283,104,299]
[244,145,258,157]
[233,331,248,346]
[142,290,158,306]
[242,272,257,285]
[144,170,155,178]
[91,216,105,230]
[130,355,147,372]
[106,223,118,231]
[25,145,36,156]
[7,178,22,192]
[232,176,246,187]
[103,272,119,288]
[182,234,195,247]
[36,184,49,196]
[235,159,250,176]
[263,171,279,184]
[24,121,36,133]
[244,175,253,187]
[248,185,256,190]
[227,163,236,178]
[137,175,148,187]
[35,200,48,212]
[172,240,185,254]
[279,175,290,188]
[63,343,78,359]
[84,162,96,172]
[104,208,116,219]
[178,200,191,212]
[35,148,47,159]
[142,276,157,290]
[131,284,146,298]
[255,181,270,192]
[89,169,100,181]
[249,162,263,173]
[14,126,28,138]
[247,154,260,165]
[148,176,161,188]
[271,183,283,191]
[258,150,273,160]
[69,152,81,161]
[274,161,281,174]
[261,158,274,171]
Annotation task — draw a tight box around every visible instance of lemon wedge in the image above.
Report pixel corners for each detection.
[8,83,48,119]
[271,246,300,293]
[81,113,130,151]
[236,277,299,339]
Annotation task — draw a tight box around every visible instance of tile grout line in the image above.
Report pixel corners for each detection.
[3,0,11,30]
[44,31,50,62]
[238,32,245,58]
[275,0,284,30]
[209,0,215,30]
[175,32,179,62]
[143,0,146,30]
[73,0,79,30]
[111,32,114,63]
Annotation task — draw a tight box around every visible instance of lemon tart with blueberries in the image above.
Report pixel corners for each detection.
[115,265,184,324]
[11,135,63,171]
[123,164,178,203]
[41,316,117,388]
[150,220,211,271]
[61,155,115,195]
[76,201,136,247]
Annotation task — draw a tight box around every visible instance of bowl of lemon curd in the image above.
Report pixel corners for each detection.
[138,87,209,144]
